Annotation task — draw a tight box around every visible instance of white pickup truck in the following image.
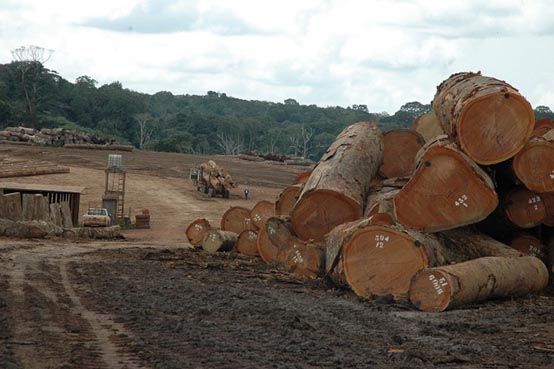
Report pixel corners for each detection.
[82,208,111,227]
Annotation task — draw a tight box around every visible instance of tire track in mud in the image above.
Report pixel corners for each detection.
[59,259,150,369]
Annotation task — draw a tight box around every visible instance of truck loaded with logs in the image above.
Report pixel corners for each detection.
[190,160,235,198]
[186,71,554,312]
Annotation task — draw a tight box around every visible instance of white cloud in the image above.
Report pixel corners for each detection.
[0,0,553,112]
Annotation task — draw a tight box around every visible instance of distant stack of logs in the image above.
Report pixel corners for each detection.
[187,71,553,312]
[0,159,70,178]
[0,126,132,151]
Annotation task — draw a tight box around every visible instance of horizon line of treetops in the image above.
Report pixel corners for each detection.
[1,46,552,159]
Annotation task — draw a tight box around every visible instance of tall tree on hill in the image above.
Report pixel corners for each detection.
[11,45,54,128]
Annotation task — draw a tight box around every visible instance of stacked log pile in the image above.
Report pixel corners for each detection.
[0,126,132,151]
[187,71,553,312]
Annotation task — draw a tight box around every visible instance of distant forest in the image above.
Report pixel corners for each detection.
[1,48,552,159]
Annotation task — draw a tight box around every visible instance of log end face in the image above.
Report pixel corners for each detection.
[409,269,452,312]
[394,146,498,232]
[343,226,429,300]
[250,201,275,229]
[458,92,534,165]
[185,218,211,246]
[202,230,222,253]
[291,190,362,242]
[504,189,547,228]
[257,226,283,264]
[512,141,554,193]
[221,206,254,234]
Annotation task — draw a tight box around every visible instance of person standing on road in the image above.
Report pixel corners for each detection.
[244,187,250,200]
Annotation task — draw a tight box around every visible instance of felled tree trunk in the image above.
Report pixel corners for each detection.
[433,71,534,165]
[236,230,259,256]
[202,230,238,253]
[409,256,548,312]
[256,225,284,264]
[291,122,383,241]
[0,166,70,178]
[378,129,424,178]
[220,206,256,234]
[393,137,498,232]
[342,225,521,300]
[411,112,445,142]
[266,216,324,277]
[509,233,546,260]
[250,200,274,229]
[364,186,400,218]
[275,185,302,216]
[503,188,547,228]
[186,218,211,247]
[512,129,554,193]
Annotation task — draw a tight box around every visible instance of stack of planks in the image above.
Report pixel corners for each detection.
[0,158,70,178]
[187,71,553,312]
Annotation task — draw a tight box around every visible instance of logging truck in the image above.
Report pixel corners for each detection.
[190,160,234,198]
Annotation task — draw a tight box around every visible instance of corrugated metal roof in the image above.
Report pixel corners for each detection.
[0,182,85,193]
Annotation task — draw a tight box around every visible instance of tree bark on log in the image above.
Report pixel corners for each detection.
[275,185,302,216]
[533,118,554,137]
[202,229,238,253]
[411,112,445,142]
[236,230,259,256]
[220,206,256,234]
[364,186,400,218]
[250,200,274,229]
[432,71,534,165]
[342,225,521,300]
[266,216,323,277]
[409,256,548,312]
[512,129,554,193]
[291,122,383,241]
[186,218,211,247]
[378,129,424,178]
[393,137,498,232]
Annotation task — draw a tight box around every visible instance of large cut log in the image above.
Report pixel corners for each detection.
[393,137,498,232]
[65,226,123,240]
[60,202,73,228]
[293,171,312,185]
[411,112,445,142]
[220,206,256,233]
[342,225,521,300]
[0,166,70,178]
[543,193,554,226]
[257,225,284,264]
[504,188,546,228]
[512,129,554,193]
[533,118,554,137]
[433,72,534,165]
[236,230,259,255]
[266,216,324,277]
[509,234,546,260]
[378,129,424,178]
[185,218,211,246]
[275,185,302,216]
[202,230,238,253]
[409,256,548,312]
[4,220,63,238]
[49,203,63,227]
[250,200,274,229]
[291,122,383,241]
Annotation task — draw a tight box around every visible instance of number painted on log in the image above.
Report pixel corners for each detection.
[454,194,469,208]
[374,234,390,248]
[528,195,542,211]
[428,274,448,295]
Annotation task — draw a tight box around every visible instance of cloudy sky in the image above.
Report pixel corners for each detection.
[1,0,553,113]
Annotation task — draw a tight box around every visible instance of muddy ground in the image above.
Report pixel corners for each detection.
[0,144,553,368]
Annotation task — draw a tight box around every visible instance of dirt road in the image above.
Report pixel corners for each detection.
[0,144,552,369]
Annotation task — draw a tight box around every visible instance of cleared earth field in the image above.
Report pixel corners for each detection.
[0,144,552,369]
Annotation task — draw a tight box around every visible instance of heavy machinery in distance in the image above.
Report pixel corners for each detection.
[190,160,235,198]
